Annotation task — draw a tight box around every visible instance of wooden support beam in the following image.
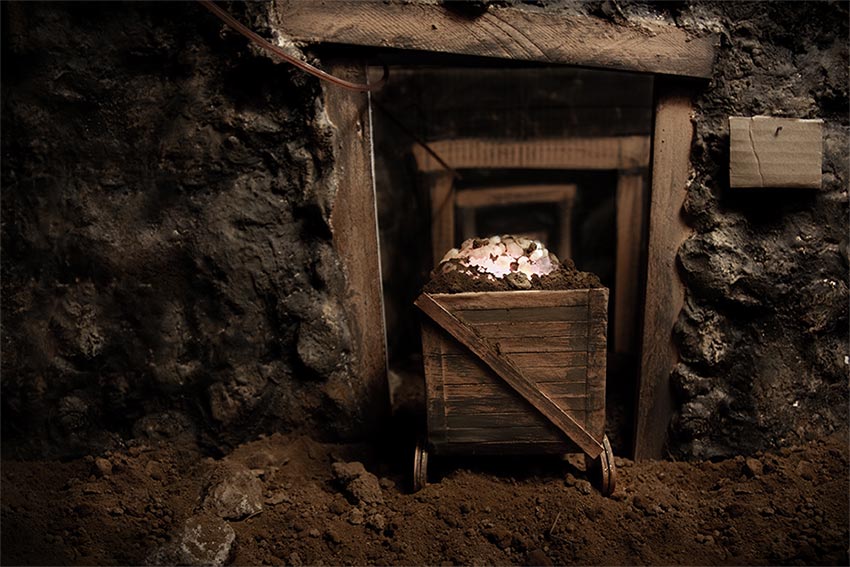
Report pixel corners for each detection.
[558,199,574,262]
[633,85,694,460]
[275,1,716,79]
[324,62,389,430]
[429,172,456,267]
[454,184,577,261]
[412,137,651,172]
[614,172,646,355]
[455,184,576,208]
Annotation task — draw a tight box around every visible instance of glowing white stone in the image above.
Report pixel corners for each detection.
[437,235,560,282]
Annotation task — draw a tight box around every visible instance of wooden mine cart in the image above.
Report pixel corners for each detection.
[414,289,616,495]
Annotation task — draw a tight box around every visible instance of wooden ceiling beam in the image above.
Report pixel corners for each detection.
[273,1,716,79]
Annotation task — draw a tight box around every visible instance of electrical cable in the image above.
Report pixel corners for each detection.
[197,0,387,92]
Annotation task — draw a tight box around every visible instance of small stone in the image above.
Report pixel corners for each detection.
[332,461,384,506]
[145,460,165,481]
[483,526,513,550]
[505,272,532,290]
[348,508,365,525]
[632,495,650,512]
[743,457,763,477]
[575,480,592,495]
[324,528,343,545]
[379,477,396,490]
[795,460,816,481]
[307,528,321,538]
[366,512,386,532]
[328,497,348,516]
[94,457,112,477]
[176,514,236,567]
[265,490,290,506]
[203,463,264,520]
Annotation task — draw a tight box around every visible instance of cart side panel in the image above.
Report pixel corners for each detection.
[585,288,610,438]
[421,320,448,446]
[426,331,573,450]
[423,290,602,454]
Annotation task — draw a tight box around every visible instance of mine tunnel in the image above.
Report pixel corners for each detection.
[1,1,848,565]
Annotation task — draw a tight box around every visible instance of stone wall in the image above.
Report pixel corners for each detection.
[665,0,849,457]
[1,1,356,456]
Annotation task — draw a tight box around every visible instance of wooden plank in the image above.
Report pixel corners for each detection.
[456,305,588,324]
[586,290,609,437]
[434,357,587,385]
[445,381,586,399]
[446,411,561,430]
[614,172,646,355]
[455,184,577,208]
[429,172,455,267]
[558,199,574,262]
[473,321,590,339]
[275,1,716,78]
[433,290,589,310]
[421,321,448,445]
[428,336,591,356]
[634,85,695,460]
[484,336,589,353]
[324,61,388,431]
[729,116,823,188]
[446,398,588,414]
[412,137,651,173]
[434,440,575,456]
[425,344,590,366]
[415,293,603,457]
[447,425,569,444]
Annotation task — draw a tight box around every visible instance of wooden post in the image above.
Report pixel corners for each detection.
[324,62,389,431]
[633,85,694,460]
[614,172,646,355]
[557,197,574,262]
[429,172,455,267]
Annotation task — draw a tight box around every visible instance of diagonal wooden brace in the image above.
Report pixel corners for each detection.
[416,293,604,459]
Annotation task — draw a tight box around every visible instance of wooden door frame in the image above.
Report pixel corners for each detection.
[280,1,714,459]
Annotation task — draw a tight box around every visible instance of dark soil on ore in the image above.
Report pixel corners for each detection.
[424,259,603,294]
[2,430,847,566]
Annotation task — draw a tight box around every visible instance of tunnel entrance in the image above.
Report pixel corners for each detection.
[369,65,654,456]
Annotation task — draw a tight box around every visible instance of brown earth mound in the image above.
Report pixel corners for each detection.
[2,431,847,566]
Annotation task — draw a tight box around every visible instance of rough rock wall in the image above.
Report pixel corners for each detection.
[1,1,357,457]
[664,1,849,458]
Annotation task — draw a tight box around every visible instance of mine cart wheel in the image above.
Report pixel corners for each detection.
[412,438,429,492]
[585,435,616,496]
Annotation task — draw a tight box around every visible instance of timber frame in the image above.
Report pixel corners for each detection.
[411,136,651,358]
[273,0,715,460]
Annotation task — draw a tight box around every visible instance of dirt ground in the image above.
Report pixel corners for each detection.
[2,425,847,566]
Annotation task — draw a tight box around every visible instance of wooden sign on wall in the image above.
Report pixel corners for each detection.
[729,116,823,189]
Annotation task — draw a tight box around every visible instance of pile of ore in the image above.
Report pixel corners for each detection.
[424,235,603,293]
